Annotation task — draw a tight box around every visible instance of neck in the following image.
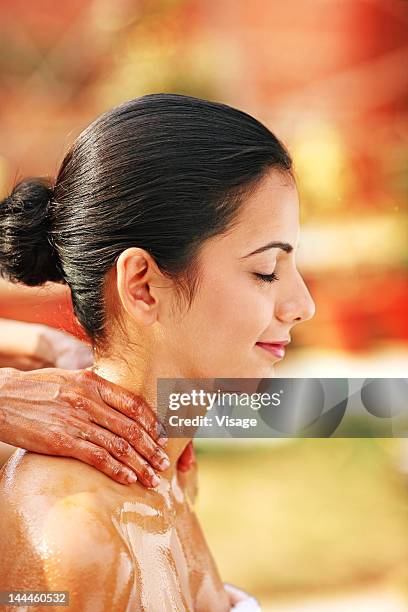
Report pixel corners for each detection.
[92,352,192,480]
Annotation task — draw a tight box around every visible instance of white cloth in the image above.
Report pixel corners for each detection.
[224,583,262,611]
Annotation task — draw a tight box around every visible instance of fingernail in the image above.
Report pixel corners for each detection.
[126,471,138,484]
[150,474,160,488]
[157,456,170,470]
[157,435,168,447]
[157,424,168,443]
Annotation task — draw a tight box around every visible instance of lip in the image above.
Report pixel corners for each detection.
[255,340,290,360]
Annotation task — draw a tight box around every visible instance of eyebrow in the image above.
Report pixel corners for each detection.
[240,241,294,259]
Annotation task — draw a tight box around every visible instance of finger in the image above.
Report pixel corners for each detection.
[75,395,170,473]
[47,431,137,486]
[177,441,196,472]
[78,424,164,489]
[90,372,167,444]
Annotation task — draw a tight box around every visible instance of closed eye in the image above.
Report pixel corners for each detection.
[253,272,279,283]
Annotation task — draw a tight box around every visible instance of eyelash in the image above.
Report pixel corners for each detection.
[254,272,279,283]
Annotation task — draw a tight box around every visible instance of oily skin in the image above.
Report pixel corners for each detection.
[0,169,315,611]
[0,451,219,611]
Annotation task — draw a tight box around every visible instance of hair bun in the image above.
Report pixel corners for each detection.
[0,177,64,286]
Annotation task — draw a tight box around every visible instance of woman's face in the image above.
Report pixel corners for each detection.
[160,169,316,378]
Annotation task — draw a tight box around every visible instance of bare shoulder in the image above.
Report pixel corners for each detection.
[0,450,135,610]
[0,447,126,502]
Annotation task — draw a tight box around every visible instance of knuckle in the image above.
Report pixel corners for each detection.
[58,388,82,406]
[140,464,154,482]
[130,401,143,418]
[49,430,67,446]
[91,448,110,468]
[111,463,124,479]
[49,430,73,453]
[146,445,161,463]
[113,438,131,459]
[76,427,92,441]
[127,427,141,446]
[73,396,90,412]
[61,423,81,439]
[144,421,156,438]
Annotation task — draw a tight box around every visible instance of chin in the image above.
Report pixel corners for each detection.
[239,363,276,379]
[255,362,276,378]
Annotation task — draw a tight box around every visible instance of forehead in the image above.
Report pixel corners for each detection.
[210,170,300,257]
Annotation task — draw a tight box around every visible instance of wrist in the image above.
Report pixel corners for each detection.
[33,324,56,365]
[0,319,52,362]
[0,367,19,426]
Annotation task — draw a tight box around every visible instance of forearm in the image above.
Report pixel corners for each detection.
[0,368,20,446]
[0,319,49,361]
[0,369,18,463]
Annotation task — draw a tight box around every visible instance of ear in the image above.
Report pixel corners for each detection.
[116,247,161,326]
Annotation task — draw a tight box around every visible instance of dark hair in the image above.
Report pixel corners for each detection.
[0,93,293,347]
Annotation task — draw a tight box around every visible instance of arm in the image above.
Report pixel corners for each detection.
[0,318,92,370]
[0,319,49,364]
[0,320,194,487]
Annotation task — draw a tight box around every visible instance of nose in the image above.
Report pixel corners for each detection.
[275,271,316,325]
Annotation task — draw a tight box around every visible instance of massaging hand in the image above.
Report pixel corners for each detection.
[0,367,195,487]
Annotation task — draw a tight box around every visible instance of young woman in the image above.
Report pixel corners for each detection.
[0,93,315,610]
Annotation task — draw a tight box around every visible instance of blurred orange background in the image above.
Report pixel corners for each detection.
[0,1,407,609]
[0,0,406,375]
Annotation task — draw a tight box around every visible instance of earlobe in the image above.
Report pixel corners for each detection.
[116,248,158,325]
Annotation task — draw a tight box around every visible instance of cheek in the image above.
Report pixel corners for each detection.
[189,275,275,346]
